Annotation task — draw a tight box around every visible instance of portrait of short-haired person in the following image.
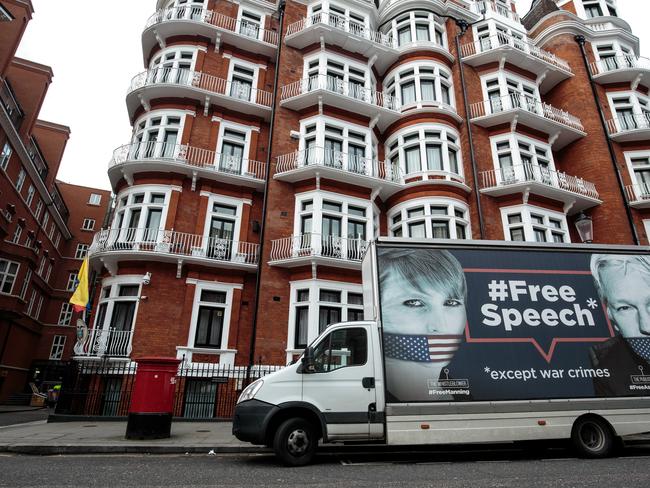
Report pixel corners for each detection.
[379,249,467,402]
[589,254,650,396]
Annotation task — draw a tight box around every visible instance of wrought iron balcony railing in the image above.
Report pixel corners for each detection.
[606,113,650,136]
[460,32,572,73]
[280,74,398,111]
[145,7,279,46]
[110,141,266,180]
[26,137,49,182]
[275,147,401,183]
[469,93,584,132]
[270,234,369,263]
[625,183,650,204]
[590,55,650,76]
[90,228,259,265]
[480,163,599,199]
[128,67,272,107]
[0,78,23,129]
[471,0,521,22]
[74,328,133,358]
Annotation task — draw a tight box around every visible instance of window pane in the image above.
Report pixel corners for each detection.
[119,285,140,297]
[320,290,341,303]
[201,290,227,303]
[348,293,363,305]
[294,306,309,349]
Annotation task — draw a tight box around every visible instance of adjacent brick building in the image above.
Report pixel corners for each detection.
[31,0,650,413]
[0,0,110,401]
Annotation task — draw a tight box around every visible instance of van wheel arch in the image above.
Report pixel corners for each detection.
[264,404,326,447]
[571,414,618,458]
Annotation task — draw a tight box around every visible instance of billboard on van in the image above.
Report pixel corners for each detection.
[376,245,650,403]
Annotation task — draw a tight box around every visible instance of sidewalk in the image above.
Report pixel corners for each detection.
[0,419,268,455]
[1,417,649,456]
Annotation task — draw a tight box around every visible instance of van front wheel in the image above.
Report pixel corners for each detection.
[273,418,317,466]
[571,416,614,458]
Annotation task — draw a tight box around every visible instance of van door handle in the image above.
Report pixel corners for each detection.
[362,377,375,388]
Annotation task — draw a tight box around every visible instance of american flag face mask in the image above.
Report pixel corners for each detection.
[384,332,463,363]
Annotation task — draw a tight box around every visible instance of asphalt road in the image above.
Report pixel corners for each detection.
[1,446,650,488]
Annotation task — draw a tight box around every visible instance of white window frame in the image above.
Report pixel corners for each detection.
[480,71,540,113]
[644,220,650,245]
[75,244,89,259]
[184,280,240,360]
[54,232,61,249]
[301,50,374,98]
[131,109,189,160]
[384,60,455,110]
[11,225,22,244]
[112,184,175,244]
[623,150,650,199]
[607,90,650,132]
[19,270,31,301]
[199,192,247,258]
[49,335,66,360]
[37,256,46,276]
[592,39,636,69]
[489,133,557,185]
[387,10,448,50]
[215,120,253,175]
[58,302,74,326]
[93,275,143,336]
[578,0,617,19]
[88,193,102,205]
[500,204,570,243]
[385,123,464,179]
[226,57,261,103]
[387,197,471,240]
[236,5,267,41]
[25,184,35,206]
[82,218,96,231]
[0,142,11,170]
[67,272,78,291]
[286,279,364,362]
[0,259,20,295]
[15,168,26,192]
[34,199,43,220]
[149,44,199,71]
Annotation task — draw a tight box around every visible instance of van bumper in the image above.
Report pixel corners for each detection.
[232,399,278,445]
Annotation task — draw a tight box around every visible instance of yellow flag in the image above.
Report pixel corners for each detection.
[69,257,89,313]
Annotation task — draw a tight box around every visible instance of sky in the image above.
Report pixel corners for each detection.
[15,0,650,191]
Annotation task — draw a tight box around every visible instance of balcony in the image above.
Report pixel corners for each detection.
[471,1,520,24]
[606,114,650,142]
[143,7,278,60]
[74,328,133,359]
[126,68,272,121]
[280,75,400,130]
[26,137,49,183]
[625,183,650,209]
[108,141,265,190]
[590,55,650,84]
[460,33,573,93]
[269,234,369,269]
[285,12,398,73]
[275,146,401,191]
[479,163,601,213]
[469,93,586,149]
[0,79,23,130]
[89,228,259,275]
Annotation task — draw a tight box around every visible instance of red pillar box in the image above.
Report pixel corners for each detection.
[126,357,180,440]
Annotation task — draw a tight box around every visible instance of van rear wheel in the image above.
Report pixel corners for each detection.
[571,416,614,458]
[273,418,317,467]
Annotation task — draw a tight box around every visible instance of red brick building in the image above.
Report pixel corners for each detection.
[0,0,110,401]
[48,0,650,411]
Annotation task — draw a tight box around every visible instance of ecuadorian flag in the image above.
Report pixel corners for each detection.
[69,257,90,313]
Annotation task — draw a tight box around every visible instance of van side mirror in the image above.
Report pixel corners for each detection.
[301,346,316,374]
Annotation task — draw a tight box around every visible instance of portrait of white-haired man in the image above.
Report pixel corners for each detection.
[590,254,650,396]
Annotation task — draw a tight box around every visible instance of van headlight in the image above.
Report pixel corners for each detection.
[237,379,264,404]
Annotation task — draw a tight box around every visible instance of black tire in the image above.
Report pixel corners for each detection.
[273,418,317,467]
[571,416,614,458]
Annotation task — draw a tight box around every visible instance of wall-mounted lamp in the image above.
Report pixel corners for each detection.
[575,212,593,243]
[142,272,152,285]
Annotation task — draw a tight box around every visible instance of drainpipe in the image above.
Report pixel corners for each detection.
[574,35,639,245]
[247,0,286,376]
[455,19,486,239]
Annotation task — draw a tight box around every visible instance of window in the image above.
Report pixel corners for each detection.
[82,218,96,231]
[131,111,184,160]
[490,134,556,186]
[288,281,364,358]
[583,0,606,18]
[24,185,35,206]
[609,92,650,132]
[389,11,447,49]
[0,5,12,22]
[88,193,102,205]
[502,206,569,242]
[0,259,20,294]
[294,191,370,260]
[389,198,470,240]
[27,290,43,319]
[194,290,227,348]
[311,328,367,372]
[67,272,78,291]
[239,9,264,39]
[112,186,170,244]
[0,142,11,171]
[11,225,22,244]
[298,116,376,176]
[75,244,89,259]
[216,122,253,175]
[49,336,66,360]
[302,51,371,103]
[229,62,256,102]
[37,256,46,276]
[15,168,26,192]
[58,303,74,326]
[205,200,239,260]
[187,282,236,352]
[624,152,650,199]
[386,124,463,179]
[94,281,140,355]
[149,46,196,85]
[19,270,31,301]
[384,61,455,109]
[34,199,43,220]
